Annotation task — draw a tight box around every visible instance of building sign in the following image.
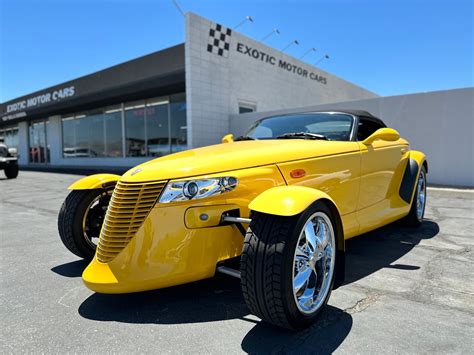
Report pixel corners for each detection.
[2,86,76,121]
[207,23,232,58]
[236,43,327,84]
[206,22,327,85]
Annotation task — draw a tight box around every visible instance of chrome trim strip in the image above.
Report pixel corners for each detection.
[217,266,241,279]
[221,216,251,224]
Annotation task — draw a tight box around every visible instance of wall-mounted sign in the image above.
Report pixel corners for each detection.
[207,23,232,58]
[236,43,327,84]
[4,86,76,115]
[205,22,327,85]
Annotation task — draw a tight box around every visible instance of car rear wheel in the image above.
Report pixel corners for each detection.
[240,201,337,330]
[402,166,427,227]
[58,189,111,260]
[4,165,19,179]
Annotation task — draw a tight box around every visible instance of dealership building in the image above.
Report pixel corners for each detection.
[0,12,375,168]
[1,13,472,187]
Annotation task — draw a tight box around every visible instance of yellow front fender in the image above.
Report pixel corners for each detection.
[248,186,338,217]
[409,150,428,173]
[68,173,120,190]
[398,150,428,204]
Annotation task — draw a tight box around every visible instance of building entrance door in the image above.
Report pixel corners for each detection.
[29,120,50,163]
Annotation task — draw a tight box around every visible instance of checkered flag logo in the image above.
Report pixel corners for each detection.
[207,23,232,57]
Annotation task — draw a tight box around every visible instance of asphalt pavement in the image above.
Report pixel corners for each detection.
[1,171,473,353]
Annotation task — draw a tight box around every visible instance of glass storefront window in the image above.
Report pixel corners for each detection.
[104,106,123,157]
[125,101,146,157]
[63,105,123,158]
[146,98,169,157]
[170,93,187,153]
[61,92,187,159]
[62,116,76,157]
[72,112,104,157]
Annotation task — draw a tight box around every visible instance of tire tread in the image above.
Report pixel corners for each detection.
[57,190,96,259]
[241,212,297,329]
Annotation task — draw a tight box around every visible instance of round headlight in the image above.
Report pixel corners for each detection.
[183,181,199,198]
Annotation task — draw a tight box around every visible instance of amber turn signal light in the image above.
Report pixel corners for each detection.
[290,169,306,178]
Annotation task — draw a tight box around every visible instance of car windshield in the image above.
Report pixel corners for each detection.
[245,112,354,141]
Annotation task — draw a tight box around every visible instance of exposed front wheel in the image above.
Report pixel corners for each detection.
[4,165,19,179]
[57,189,111,260]
[240,201,338,330]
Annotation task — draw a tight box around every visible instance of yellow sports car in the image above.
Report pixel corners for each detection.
[58,110,427,330]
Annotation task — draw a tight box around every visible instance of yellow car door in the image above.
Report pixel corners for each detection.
[356,117,409,232]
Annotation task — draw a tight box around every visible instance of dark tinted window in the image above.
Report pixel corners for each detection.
[239,106,254,114]
[357,117,385,141]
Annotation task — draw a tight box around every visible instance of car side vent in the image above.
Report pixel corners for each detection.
[96,180,166,263]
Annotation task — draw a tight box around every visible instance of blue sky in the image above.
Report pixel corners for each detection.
[0,0,472,102]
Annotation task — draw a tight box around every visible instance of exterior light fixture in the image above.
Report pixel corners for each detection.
[234,16,254,30]
[300,47,317,60]
[281,40,299,52]
[315,54,330,66]
[261,28,280,42]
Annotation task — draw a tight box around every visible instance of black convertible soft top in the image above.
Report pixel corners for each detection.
[309,109,386,127]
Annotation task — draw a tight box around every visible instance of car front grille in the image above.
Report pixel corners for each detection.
[96,180,167,263]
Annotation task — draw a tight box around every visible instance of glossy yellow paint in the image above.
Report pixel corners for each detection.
[83,165,284,293]
[119,140,368,183]
[357,138,409,210]
[276,145,361,237]
[249,186,338,217]
[362,128,400,145]
[184,204,240,228]
[221,134,234,143]
[78,133,427,294]
[68,173,120,190]
[355,137,413,235]
[83,204,244,293]
[409,150,427,172]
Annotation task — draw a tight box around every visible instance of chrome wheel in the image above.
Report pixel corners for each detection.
[416,170,426,220]
[82,191,111,249]
[292,211,336,315]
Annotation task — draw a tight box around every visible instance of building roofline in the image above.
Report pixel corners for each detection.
[1,43,185,107]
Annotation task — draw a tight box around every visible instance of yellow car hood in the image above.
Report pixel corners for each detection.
[121,139,359,182]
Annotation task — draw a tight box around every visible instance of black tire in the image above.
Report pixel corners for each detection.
[240,201,338,330]
[57,189,110,260]
[4,165,19,179]
[401,166,427,227]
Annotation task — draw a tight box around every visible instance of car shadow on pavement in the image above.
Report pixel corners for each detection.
[240,306,353,353]
[343,219,439,285]
[78,275,249,324]
[57,219,438,352]
[51,259,89,278]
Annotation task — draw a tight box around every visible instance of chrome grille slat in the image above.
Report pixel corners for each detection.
[96,180,166,263]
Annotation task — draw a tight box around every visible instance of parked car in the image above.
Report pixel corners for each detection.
[58,110,428,330]
[0,137,19,179]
